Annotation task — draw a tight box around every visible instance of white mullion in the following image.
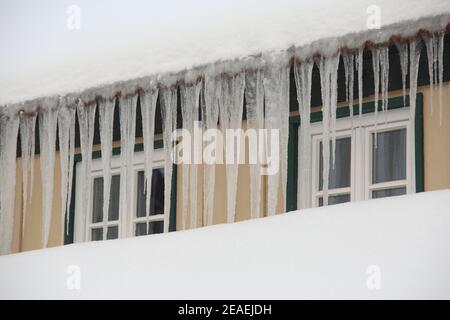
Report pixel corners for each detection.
[316,187,351,197]
[148,214,164,222]
[368,180,408,191]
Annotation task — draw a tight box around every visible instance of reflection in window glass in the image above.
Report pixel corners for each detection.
[92,175,120,223]
[106,226,118,240]
[148,221,164,235]
[319,194,350,207]
[91,228,103,241]
[319,138,351,190]
[135,221,164,236]
[372,187,406,199]
[135,222,147,236]
[136,169,165,217]
[372,129,406,184]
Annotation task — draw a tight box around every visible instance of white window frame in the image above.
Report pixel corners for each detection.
[309,107,413,207]
[74,149,165,242]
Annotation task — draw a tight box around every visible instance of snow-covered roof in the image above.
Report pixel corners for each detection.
[1,0,450,106]
[1,190,449,299]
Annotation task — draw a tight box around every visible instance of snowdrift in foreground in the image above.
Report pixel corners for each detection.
[1,190,450,299]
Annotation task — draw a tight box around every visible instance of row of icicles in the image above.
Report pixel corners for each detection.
[0,33,447,255]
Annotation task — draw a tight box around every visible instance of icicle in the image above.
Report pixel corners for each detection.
[39,99,59,248]
[409,39,423,194]
[98,98,116,224]
[263,62,289,216]
[424,35,436,115]
[318,54,340,206]
[65,101,76,236]
[244,69,264,219]
[202,77,221,225]
[330,54,339,169]
[0,110,19,255]
[77,100,96,241]
[438,33,444,126]
[160,88,178,233]
[395,43,409,107]
[57,102,75,240]
[119,95,137,233]
[371,47,380,145]
[181,82,201,229]
[357,48,364,122]
[220,73,245,222]
[140,90,158,216]
[294,60,313,210]
[19,113,36,239]
[343,53,355,126]
[380,47,390,122]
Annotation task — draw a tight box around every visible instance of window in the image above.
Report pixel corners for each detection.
[90,175,121,240]
[74,148,167,242]
[309,106,414,208]
[134,169,165,236]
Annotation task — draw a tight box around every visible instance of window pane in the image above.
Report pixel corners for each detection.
[319,138,351,190]
[106,226,118,240]
[92,175,120,223]
[136,168,165,217]
[372,187,406,199]
[372,129,406,184]
[150,168,165,215]
[148,221,164,235]
[135,222,147,236]
[91,228,103,241]
[318,194,350,207]
[108,175,120,221]
[92,178,103,223]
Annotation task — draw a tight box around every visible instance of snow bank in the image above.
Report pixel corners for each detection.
[1,0,450,105]
[1,190,450,299]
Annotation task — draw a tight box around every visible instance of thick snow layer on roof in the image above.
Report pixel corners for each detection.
[1,0,450,105]
[0,190,450,299]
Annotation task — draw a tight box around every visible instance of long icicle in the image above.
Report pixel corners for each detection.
[279,66,290,213]
[39,98,59,248]
[160,88,178,232]
[65,100,76,235]
[245,69,264,219]
[424,35,436,115]
[330,54,339,169]
[77,100,96,240]
[220,73,245,222]
[19,113,37,240]
[380,46,390,122]
[140,89,158,216]
[181,82,201,229]
[57,101,75,240]
[318,54,340,206]
[98,98,116,224]
[395,43,409,107]
[409,39,423,194]
[0,110,20,255]
[343,53,355,127]
[119,95,137,237]
[357,48,364,124]
[371,47,381,146]
[203,76,221,224]
[294,60,313,210]
[438,32,444,126]
[263,65,285,216]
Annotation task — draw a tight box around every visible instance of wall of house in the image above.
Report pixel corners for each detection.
[9,84,450,253]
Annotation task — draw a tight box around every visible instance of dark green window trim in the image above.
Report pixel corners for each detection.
[286,93,424,212]
[64,139,177,244]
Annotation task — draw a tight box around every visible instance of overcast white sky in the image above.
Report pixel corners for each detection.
[1,0,449,104]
